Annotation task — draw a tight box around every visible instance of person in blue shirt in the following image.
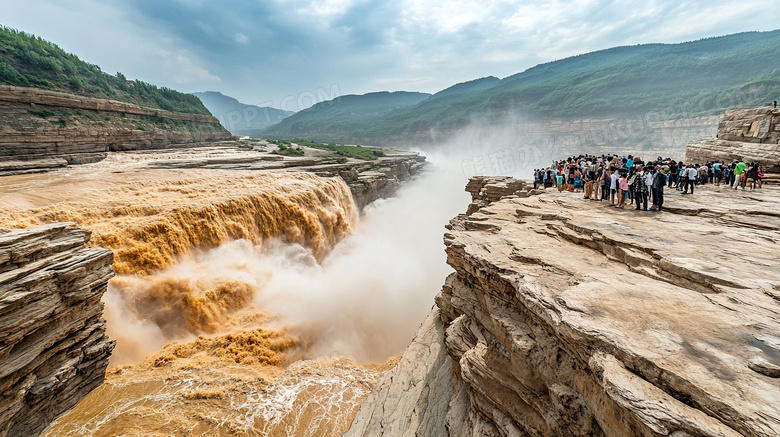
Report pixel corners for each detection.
[712,162,722,186]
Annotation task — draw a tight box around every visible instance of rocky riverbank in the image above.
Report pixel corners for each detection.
[80,142,428,211]
[0,224,114,437]
[0,144,426,436]
[345,177,780,436]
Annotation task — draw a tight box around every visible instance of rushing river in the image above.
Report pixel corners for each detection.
[0,147,469,436]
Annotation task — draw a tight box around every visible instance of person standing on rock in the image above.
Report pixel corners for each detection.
[734,161,747,189]
[668,161,678,188]
[617,172,628,209]
[583,163,595,199]
[650,166,666,211]
[678,164,688,193]
[747,163,760,190]
[633,166,649,211]
[698,164,707,186]
[683,164,697,195]
[727,163,736,187]
[598,164,608,201]
[609,167,620,205]
[713,161,722,186]
[644,166,654,206]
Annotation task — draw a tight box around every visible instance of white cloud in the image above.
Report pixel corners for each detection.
[290,0,357,20]
[1,0,778,105]
[154,49,221,84]
[234,32,249,44]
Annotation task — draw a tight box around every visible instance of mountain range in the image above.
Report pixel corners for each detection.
[192,91,294,137]
[261,91,431,142]
[258,29,780,146]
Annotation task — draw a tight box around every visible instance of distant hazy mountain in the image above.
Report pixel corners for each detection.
[193,91,294,136]
[262,30,780,145]
[262,91,431,141]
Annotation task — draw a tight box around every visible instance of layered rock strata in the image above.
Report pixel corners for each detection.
[345,177,780,437]
[715,106,780,145]
[288,154,427,210]
[0,223,115,437]
[686,107,780,174]
[0,85,231,174]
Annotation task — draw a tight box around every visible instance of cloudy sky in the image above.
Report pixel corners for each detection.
[3,0,777,110]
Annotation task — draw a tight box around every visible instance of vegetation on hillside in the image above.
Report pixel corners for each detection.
[268,140,305,156]
[263,91,430,140]
[262,30,780,144]
[269,139,386,160]
[353,30,780,139]
[0,26,211,115]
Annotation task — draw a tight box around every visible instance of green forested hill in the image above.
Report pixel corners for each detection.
[265,30,780,143]
[0,26,211,115]
[263,91,430,141]
[494,30,780,118]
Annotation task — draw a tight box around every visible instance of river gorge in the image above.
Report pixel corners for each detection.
[0,144,464,436]
[2,107,779,436]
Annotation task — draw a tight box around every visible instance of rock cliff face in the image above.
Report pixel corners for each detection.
[714,106,780,145]
[293,155,428,210]
[686,107,780,173]
[345,177,780,437]
[0,223,114,437]
[0,85,231,175]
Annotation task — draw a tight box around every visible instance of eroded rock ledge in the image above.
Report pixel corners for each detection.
[0,224,114,437]
[130,145,428,210]
[345,177,780,437]
[0,85,232,175]
[686,107,780,177]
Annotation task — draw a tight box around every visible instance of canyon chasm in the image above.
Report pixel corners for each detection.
[0,140,432,436]
[1,104,779,437]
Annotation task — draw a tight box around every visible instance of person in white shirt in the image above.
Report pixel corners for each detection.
[683,164,698,194]
[610,168,620,205]
[644,168,654,203]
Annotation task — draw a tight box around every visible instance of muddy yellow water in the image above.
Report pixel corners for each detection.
[42,328,395,436]
[0,149,387,436]
[42,343,394,436]
[0,156,356,275]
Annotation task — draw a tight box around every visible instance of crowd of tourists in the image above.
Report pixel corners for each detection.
[532,154,764,211]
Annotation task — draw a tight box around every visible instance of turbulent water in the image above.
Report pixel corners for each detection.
[0,148,468,436]
[0,157,357,275]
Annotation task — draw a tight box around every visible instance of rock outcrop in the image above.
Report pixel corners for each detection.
[715,106,780,145]
[0,223,114,437]
[345,178,780,437]
[686,107,780,173]
[0,85,232,175]
[296,154,427,210]
[136,143,428,210]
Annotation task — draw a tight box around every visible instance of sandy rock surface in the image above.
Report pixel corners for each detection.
[345,179,780,437]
